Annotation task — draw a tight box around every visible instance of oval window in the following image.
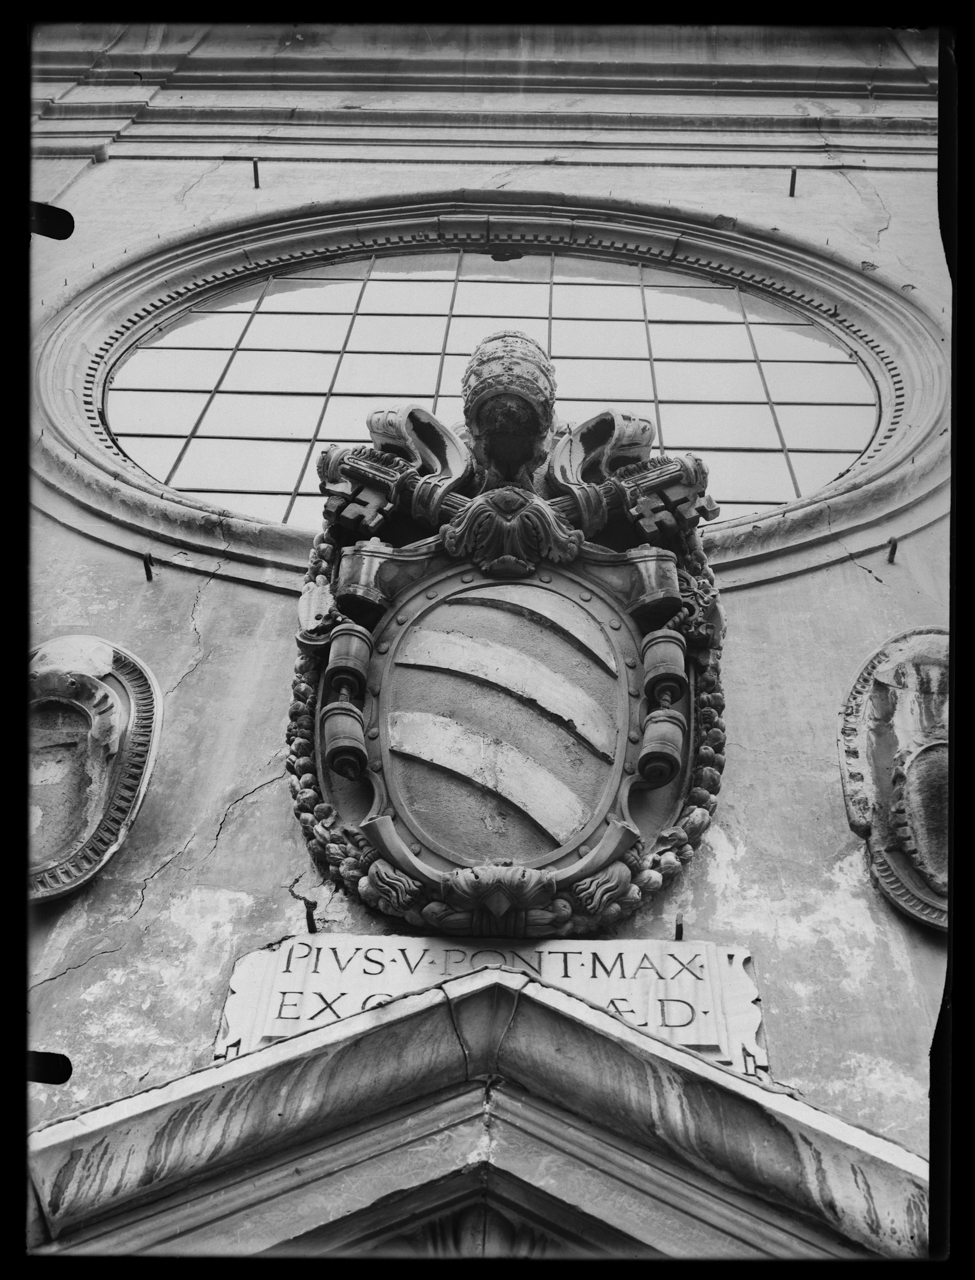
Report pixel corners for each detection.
[104,251,879,528]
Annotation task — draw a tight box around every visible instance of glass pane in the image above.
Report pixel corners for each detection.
[789,451,856,495]
[641,266,723,286]
[554,359,654,401]
[453,281,549,317]
[196,393,325,438]
[359,280,454,314]
[319,395,434,442]
[333,353,440,395]
[438,355,470,396]
[145,312,249,349]
[553,257,640,284]
[776,404,877,451]
[372,253,460,279]
[111,348,230,391]
[556,399,659,426]
[649,324,753,360]
[655,362,765,402]
[447,316,548,353]
[347,314,447,353]
[764,363,875,404]
[657,404,780,450]
[189,493,290,523]
[241,313,352,351]
[170,439,308,490]
[742,293,806,323]
[552,284,644,320]
[222,350,339,394]
[297,451,328,493]
[287,495,327,528]
[551,320,647,359]
[107,390,209,435]
[284,259,371,279]
[461,254,551,281]
[752,324,854,362]
[261,279,363,313]
[643,288,743,322]
[116,437,186,479]
[690,450,797,503]
[322,397,390,441]
[433,396,465,425]
[193,282,263,312]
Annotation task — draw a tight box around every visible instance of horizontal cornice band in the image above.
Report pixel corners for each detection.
[34,102,939,134]
[32,65,938,99]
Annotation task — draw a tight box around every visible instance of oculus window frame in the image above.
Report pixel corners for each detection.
[31,194,949,590]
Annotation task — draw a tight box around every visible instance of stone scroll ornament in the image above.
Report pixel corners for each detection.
[839,628,948,931]
[29,636,163,901]
[286,331,725,938]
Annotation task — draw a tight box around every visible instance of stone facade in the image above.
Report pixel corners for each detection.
[30,25,948,1257]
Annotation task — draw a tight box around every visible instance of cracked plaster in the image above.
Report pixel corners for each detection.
[30,44,948,1174]
[29,525,320,1123]
[28,432,947,1152]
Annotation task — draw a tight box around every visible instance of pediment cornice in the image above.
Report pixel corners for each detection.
[29,969,927,1257]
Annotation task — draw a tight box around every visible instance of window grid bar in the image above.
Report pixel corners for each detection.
[734,286,802,499]
[116,387,876,408]
[137,345,853,366]
[116,435,864,455]
[105,259,877,524]
[281,258,375,524]
[431,253,464,418]
[547,253,555,358]
[639,263,666,456]
[173,308,815,326]
[157,275,275,487]
[177,489,814,502]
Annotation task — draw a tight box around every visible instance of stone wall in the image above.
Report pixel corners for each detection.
[30,25,948,1158]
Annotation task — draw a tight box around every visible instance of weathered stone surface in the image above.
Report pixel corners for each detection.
[613,538,948,1157]
[216,933,767,1076]
[30,986,464,1239]
[29,972,927,1258]
[27,535,393,1126]
[29,635,163,901]
[30,24,948,1196]
[839,628,948,929]
[498,983,927,1258]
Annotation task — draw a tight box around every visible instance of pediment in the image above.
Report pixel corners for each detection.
[263,1165,662,1258]
[29,970,927,1258]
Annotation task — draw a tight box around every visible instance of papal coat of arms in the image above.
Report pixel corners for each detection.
[286,332,726,937]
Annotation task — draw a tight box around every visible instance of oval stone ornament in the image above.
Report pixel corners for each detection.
[370,567,635,873]
[29,636,163,901]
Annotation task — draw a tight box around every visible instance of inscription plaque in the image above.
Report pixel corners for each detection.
[216,934,767,1077]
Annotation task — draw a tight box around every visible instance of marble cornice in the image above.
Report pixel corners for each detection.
[28,969,928,1257]
[34,101,940,135]
[30,26,938,97]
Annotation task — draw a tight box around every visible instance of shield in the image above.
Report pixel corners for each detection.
[294,334,724,936]
[366,564,640,876]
